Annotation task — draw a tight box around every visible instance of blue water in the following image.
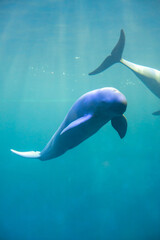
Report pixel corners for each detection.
[1,0,160,239]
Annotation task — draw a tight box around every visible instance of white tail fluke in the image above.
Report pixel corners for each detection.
[11,149,41,159]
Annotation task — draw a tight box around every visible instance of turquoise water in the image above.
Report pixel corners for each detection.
[1,0,160,239]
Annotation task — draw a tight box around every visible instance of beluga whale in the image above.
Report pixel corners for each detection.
[89,29,160,115]
[11,87,127,161]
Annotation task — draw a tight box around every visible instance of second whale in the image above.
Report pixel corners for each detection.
[89,30,160,115]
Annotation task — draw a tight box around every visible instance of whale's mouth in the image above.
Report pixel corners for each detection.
[118,102,127,114]
[112,95,127,115]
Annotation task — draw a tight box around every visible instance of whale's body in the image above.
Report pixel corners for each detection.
[11,87,127,161]
[89,30,160,115]
[120,58,160,99]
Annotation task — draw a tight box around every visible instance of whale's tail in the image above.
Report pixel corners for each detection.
[89,29,125,75]
[11,149,41,159]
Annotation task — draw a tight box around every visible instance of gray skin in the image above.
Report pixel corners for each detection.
[89,30,160,115]
[11,87,127,161]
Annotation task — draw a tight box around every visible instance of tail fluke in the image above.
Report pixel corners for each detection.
[89,29,125,75]
[11,149,41,159]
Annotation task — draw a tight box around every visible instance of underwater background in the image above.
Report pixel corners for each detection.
[0,0,160,239]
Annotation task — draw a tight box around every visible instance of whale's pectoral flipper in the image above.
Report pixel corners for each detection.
[89,29,125,75]
[152,110,160,116]
[11,149,41,159]
[111,115,127,138]
[60,114,93,135]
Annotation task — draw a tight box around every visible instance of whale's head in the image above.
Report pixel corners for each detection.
[91,87,127,138]
[97,87,127,118]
